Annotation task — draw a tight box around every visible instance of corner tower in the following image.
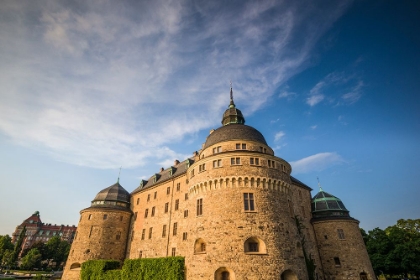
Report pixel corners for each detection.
[63,182,132,280]
[311,187,375,280]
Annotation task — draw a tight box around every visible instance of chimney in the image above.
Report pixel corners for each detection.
[160,167,164,172]
[174,159,180,165]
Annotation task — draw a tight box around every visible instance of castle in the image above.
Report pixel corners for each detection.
[63,89,375,280]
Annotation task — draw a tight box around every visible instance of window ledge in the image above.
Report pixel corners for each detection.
[244,252,268,255]
[194,252,207,255]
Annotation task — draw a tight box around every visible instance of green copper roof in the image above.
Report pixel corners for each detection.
[221,87,245,125]
[311,190,350,219]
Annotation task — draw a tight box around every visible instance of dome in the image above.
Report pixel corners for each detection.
[203,124,267,149]
[91,182,131,209]
[311,189,350,219]
[221,87,245,126]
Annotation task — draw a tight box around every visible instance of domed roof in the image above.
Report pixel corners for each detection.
[203,124,267,149]
[90,182,131,210]
[203,86,267,149]
[311,188,350,219]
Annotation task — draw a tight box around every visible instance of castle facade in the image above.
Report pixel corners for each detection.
[63,90,375,280]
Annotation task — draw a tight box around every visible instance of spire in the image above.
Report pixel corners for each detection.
[221,83,245,125]
[317,177,323,192]
[117,166,122,183]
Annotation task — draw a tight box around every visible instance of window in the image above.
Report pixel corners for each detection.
[194,238,206,254]
[144,209,149,218]
[190,169,195,177]
[184,209,189,218]
[337,229,345,239]
[151,207,155,217]
[167,187,171,195]
[173,222,178,236]
[222,271,229,280]
[185,193,188,200]
[231,157,241,165]
[116,231,121,240]
[213,146,221,154]
[334,257,341,267]
[88,214,92,220]
[141,229,145,240]
[248,242,258,252]
[236,143,247,150]
[244,193,255,211]
[162,225,167,237]
[197,198,203,216]
[171,248,176,257]
[154,191,157,199]
[148,227,153,239]
[213,159,222,168]
[139,251,142,259]
[324,235,328,240]
[199,163,206,172]
[244,236,267,254]
[268,160,274,168]
[164,202,169,213]
[103,214,107,220]
[250,157,259,165]
[183,232,188,240]
[175,199,179,210]
[176,183,181,191]
[134,212,138,221]
[147,194,151,201]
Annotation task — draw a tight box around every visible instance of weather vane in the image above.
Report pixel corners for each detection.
[118,166,122,183]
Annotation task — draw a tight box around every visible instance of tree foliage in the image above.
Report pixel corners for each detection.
[0,235,14,266]
[20,248,42,270]
[363,219,420,277]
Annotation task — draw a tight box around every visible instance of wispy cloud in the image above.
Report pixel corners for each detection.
[306,71,363,107]
[0,0,352,169]
[274,131,286,142]
[310,125,317,130]
[290,152,344,174]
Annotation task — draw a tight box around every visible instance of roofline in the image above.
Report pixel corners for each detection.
[290,176,312,191]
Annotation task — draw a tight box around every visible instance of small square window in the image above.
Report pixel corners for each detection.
[236,143,241,149]
[334,257,341,267]
[103,214,107,220]
[242,143,246,149]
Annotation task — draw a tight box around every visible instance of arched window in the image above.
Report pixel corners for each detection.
[214,267,235,280]
[70,263,81,270]
[244,236,267,254]
[194,238,206,254]
[281,269,298,280]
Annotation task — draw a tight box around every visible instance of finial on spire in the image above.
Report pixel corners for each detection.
[118,166,122,183]
[229,80,235,108]
[317,177,323,192]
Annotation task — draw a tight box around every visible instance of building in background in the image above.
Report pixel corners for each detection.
[63,89,375,280]
[12,211,77,252]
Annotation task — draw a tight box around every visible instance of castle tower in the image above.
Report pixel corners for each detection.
[62,182,132,280]
[311,188,375,280]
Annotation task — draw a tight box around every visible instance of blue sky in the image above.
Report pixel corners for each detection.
[0,0,419,235]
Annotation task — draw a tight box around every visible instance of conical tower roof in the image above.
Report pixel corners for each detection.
[90,182,131,210]
[221,86,245,126]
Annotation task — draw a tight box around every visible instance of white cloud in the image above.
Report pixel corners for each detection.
[310,125,317,130]
[306,95,325,106]
[0,1,352,169]
[278,91,296,99]
[290,152,344,174]
[274,131,286,142]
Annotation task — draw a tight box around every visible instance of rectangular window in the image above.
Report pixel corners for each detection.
[213,146,222,154]
[184,209,189,218]
[337,229,345,239]
[175,199,179,211]
[243,193,255,211]
[176,183,181,191]
[250,158,259,165]
[242,143,246,149]
[231,157,241,165]
[144,209,149,218]
[334,257,341,267]
[197,198,203,216]
[248,242,259,252]
[139,251,142,258]
[173,222,178,236]
[103,214,107,220]
[165,202,169,213]
[136,198,140,205]
[141,229,145,240]
[154,191,157,199]
[167,187,171,195]
[191,169,194,177]
[183,232,188,240]
[268,160,272,168]
[162,225,167,237]
[199,163,206,172]
[171,248,176,257]
[88,214,92,220]
[147,194,150,202]
[148,227,153,239]
[151,207,155,217]
[213,159,222,168]
[236,143,241,149]
[134,212,138,221]
[185,193,189,200]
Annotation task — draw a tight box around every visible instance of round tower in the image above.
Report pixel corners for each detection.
[311,187,375,280]
[183,88,308,280]
[63,182,132,280]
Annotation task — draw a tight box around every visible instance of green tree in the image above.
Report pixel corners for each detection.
[20,248,42,270]
[1,249,15,269]
[12,226,26,263]
[0,235,14,265]
[45,236,71,269]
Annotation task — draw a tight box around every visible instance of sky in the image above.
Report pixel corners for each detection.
[0,0,419,236]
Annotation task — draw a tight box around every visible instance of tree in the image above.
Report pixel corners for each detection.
[20,248,42,270]
[1,249,14,269]
[12,226,26,264]
[0,235,14,266]
[45,236,71,269]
